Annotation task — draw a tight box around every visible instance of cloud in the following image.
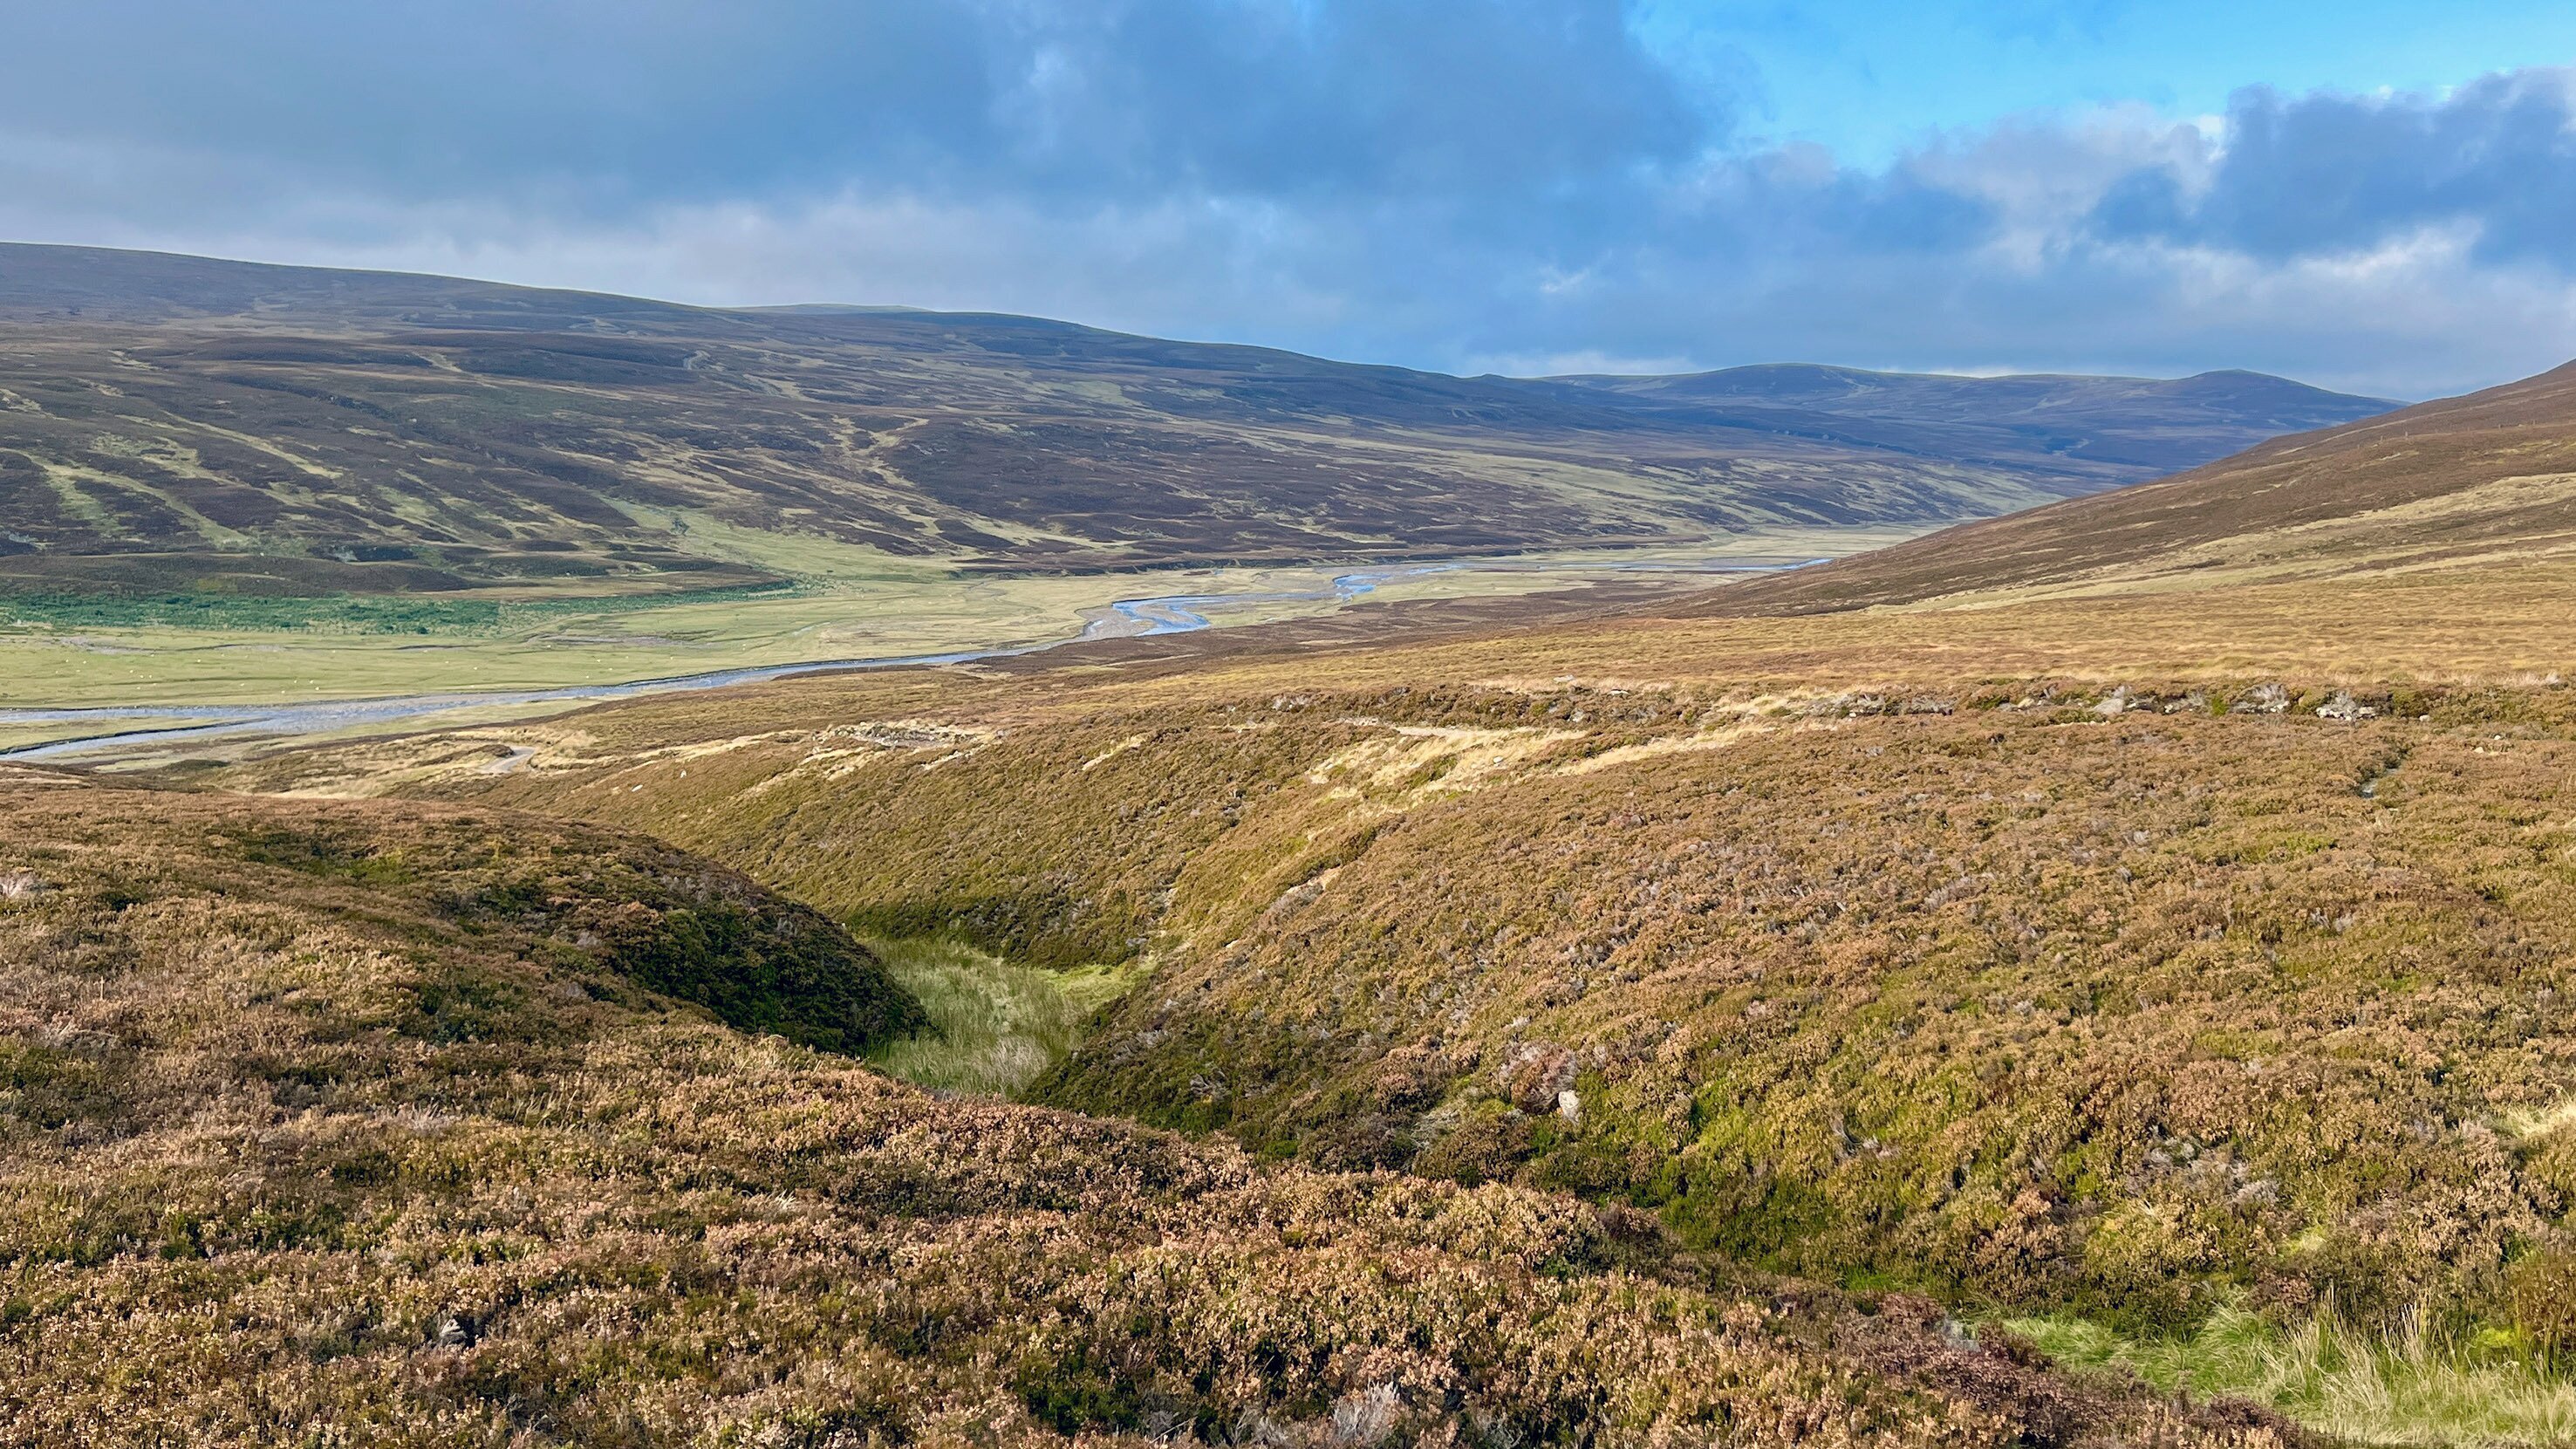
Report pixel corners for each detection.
[0,0,1710,214]
[2088,69,2576,269]
[0,3,2571,398]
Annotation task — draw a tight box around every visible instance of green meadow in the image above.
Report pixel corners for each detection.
[0,527,1915,709]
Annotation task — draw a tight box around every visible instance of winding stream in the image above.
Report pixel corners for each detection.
[2,556,1819,762]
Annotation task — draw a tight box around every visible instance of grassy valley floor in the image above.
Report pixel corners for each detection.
[859,933,1140,1097]
[1999,1309,2576,1447]
[0,528,1914,714]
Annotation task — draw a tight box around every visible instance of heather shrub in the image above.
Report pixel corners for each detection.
[0,771,2282,1447]
[388,679,2576,1332]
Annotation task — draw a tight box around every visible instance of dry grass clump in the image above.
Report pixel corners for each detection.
[2004,1306,2576,1447]
[0,771,2282,1446]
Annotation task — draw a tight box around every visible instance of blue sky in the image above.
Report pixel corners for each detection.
[1638,2,2576,165]
[1,1,2572,397]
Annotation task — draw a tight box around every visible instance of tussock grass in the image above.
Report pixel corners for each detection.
[863,933,1137,1096]
[2005,1308,2576,1447]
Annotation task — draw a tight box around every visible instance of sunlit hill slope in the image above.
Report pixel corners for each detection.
[0,243,2389,598]
[1709,359,2576,613]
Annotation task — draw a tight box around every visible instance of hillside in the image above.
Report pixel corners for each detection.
[32,266,2576,1446]
[1703,360,2576,614]
[181,405,2576,1439]
[0,244,2389,598]
[267,636,2576,1325]
[0,769,2279,1447]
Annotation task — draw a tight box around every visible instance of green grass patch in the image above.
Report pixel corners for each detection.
[1997,1306,2576,1446]
[861,935,1138,1097]
[0,582,799,637]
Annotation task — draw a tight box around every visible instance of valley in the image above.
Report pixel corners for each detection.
[19,0,2576,1436]
[0,245,2388,592]
[139,355,2576,1445]
[9,247,2573,1448]
[0,770,2299,1447]
[0,244,2393,721]
[0,532,1883,725]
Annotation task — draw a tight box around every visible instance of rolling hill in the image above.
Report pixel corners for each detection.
[34,260,2576,1443]
[1703,359,2576,613]
[0,768,2281,1447]
[162,349,2576,1441]
[0,243,2390,598]
[1553,363,2374,479]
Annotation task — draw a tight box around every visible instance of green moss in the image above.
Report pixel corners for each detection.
[594,899,922,1056]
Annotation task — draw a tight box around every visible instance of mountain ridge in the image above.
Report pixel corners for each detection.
[0,243,2394,597]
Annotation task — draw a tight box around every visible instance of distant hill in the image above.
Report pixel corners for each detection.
[1704,359,2576,614]
[0,243,2394,597]
[1552,363,2389,477]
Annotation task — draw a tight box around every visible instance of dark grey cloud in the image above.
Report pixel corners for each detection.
[998,1,1712,202]
[0,0,1710,214]
[2090,70,2576,268]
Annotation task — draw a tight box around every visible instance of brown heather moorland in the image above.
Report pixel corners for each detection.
[248,648,2576,1334]
[24,304,2576,1442]
[205,458,2576,1367]
[0,771,2293,1447]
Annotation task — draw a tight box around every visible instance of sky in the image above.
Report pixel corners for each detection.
[3,2,2573,398]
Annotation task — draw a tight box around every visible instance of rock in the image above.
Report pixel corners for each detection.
[1555,1090,1582,1124]
[0,871,48,901]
